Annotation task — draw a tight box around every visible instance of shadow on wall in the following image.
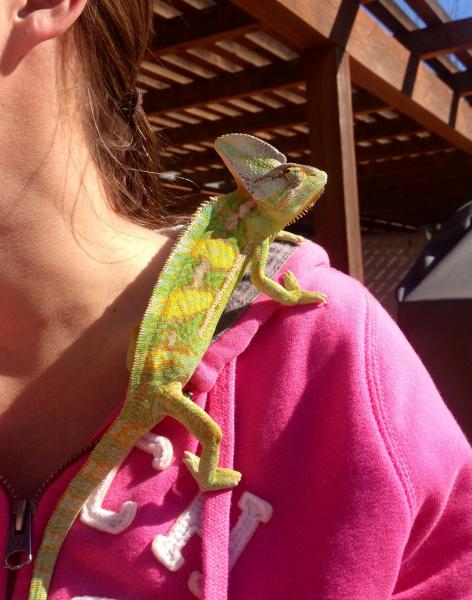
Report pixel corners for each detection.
[397,201,472,442]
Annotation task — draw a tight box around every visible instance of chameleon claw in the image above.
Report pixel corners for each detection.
[282,271,328,305]
[183,452,242,491]
[282,270,301,292]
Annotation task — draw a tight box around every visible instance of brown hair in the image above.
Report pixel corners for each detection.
[73,0,177,228]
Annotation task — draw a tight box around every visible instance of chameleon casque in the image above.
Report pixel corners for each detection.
[29,133,328,599]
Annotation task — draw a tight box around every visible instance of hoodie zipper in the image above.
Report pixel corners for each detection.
[0,441,97,599]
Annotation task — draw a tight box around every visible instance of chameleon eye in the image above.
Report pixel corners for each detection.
[283,166,303,187]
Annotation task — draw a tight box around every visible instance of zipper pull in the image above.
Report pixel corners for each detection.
[4,500,34,570]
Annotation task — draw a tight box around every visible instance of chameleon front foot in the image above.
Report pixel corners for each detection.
[183,452,242,491]
[275,230,306,245]
[283,270,327,305]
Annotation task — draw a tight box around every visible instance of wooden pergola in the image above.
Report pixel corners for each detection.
[140,0,472,282]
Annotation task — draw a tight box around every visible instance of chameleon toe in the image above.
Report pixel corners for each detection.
[183,452,242,491]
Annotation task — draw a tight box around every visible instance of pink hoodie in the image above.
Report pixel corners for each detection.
[1,239,471,599]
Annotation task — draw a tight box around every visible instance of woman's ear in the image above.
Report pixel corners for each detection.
[3,0,87,72]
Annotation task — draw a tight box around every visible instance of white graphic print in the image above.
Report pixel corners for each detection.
[81,435,173,534]
[152,493,204,571]
[188,492,273,598]
[80,462,137,534]
[135,433,174,470]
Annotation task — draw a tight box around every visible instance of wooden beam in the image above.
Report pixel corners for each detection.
[401,17,472,59]
[357,135,449,162]
[306,46,364,281]
[231,0,472,154]
[451,71,472,96]
[149,4,259,57]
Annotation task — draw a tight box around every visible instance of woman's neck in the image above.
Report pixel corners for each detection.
[0,83,173,380]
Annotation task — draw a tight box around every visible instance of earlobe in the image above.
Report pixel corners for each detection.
[2,0,87,73]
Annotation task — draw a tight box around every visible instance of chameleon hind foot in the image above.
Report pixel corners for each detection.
[282,270,327,305]
[156,382,242,492]
[183,452,242,492]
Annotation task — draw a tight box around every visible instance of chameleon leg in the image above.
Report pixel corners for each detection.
[156,382,241,491]
[251,237,327,305]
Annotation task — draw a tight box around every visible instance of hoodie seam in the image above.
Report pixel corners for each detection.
[363,288,417,518]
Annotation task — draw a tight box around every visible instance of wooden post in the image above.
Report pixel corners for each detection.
[306,46,364,281]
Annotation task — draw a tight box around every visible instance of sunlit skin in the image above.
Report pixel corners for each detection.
[0,0,173,498]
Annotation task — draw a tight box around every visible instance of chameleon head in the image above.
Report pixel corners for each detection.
[215,133,327,230]
[247,162,327,228]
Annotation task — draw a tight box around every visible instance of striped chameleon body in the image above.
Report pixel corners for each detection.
[29,133,328,599]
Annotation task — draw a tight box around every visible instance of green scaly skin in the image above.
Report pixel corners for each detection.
[29,133,327,599]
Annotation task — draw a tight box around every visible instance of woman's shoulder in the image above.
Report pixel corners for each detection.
[253,237,472,505]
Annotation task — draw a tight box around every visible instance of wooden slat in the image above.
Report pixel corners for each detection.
[167,133,310,171]
[403,0,472,68]
[307,46,364,281]
[154,56,209,80]
[360,180,472,225]
[150,4,259,56]
[167,115,430,171]
[401,17,472,59]
[180,168,234,187]
[403,0,449,24]
[357,135,449,162]
[354,114,425,141]
[144,56,386,115]
[144,58,304,113]
[232,0,472,154]
[183,170,472,227]
[360,0,420,35]
[360,161,472,187]
[360,0,461,81]
[358,149,471,178]
[159,89,384,146]
[207,43,254,69]
[162,103,306,145]
[182,49,230,73]
[235,36,282,63]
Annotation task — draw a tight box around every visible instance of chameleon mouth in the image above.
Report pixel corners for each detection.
[286,186,325,227]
